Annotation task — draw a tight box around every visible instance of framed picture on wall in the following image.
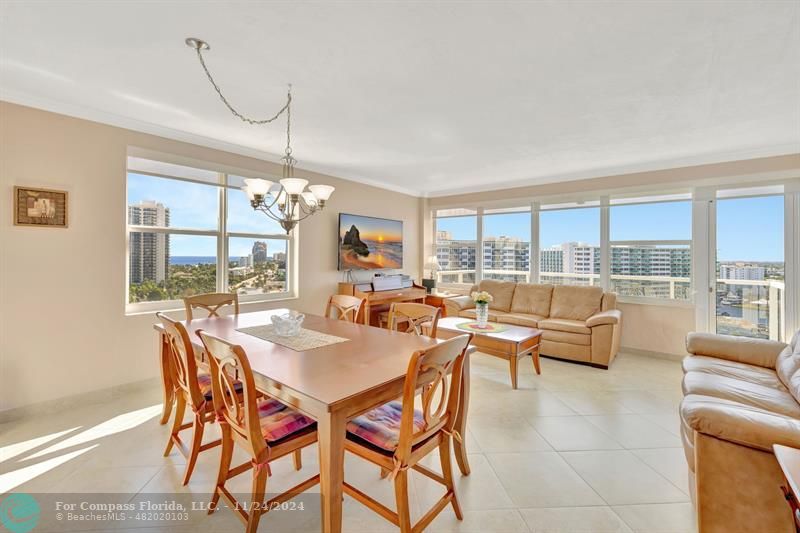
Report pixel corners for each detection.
[14,186,69,228]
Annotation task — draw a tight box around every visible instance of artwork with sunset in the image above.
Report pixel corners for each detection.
[338,213,403,270]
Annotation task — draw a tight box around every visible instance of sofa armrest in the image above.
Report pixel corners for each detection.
[444,296,474,316]
[682,395,800,453]
[685,332,786,369]
[586,309,621,328]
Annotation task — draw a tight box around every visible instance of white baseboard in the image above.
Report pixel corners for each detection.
[0,377,160,424]
[621,346,687,362]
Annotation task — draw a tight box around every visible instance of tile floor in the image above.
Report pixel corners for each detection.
[0,352,695,532]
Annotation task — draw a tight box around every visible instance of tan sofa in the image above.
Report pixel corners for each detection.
[681,331,800,533]
[444,279,622,368]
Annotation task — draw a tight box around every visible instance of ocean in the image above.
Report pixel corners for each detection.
[171,256,228,265]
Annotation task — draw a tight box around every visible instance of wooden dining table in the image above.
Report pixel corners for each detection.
[154,309,472,533]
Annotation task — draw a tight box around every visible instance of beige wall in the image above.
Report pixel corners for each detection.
[0,102,422,412]
[617,302,695,356]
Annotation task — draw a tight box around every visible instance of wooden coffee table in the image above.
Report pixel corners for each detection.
[436,316,542,389]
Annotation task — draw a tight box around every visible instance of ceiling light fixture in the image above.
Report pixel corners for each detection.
[185,37,334,234]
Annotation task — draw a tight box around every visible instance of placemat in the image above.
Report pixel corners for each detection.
[236,325,350,351]
[455,321,510,333]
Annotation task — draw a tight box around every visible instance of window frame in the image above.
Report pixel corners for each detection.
[125,162,297,315]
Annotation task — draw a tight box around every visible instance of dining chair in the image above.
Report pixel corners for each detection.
[342,333,472,533]
[198,330,320,533]
[324,294,365,323]
[184,292,239,321]
[157,312,222,485]
[381,302,441,337]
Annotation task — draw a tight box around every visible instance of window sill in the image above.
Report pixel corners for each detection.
[125,292,298,316]
[616,296,695,309]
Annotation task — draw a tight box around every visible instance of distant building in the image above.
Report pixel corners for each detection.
[252,241,268,264]
[483,236,529,281]
[238,255,253,268]
[720,264,766,281]
[128,201,169,283]
[273,252,286,265]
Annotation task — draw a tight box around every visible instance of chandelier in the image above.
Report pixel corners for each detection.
[186,37,334,234]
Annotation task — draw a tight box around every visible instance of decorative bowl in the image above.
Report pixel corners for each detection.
[271,312,305,337]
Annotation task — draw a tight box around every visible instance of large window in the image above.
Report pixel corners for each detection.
[126,157,294,312]
[609,196,692,301]
[716,191,785,340]
[482,207,531,282]
[539,203,600,286]
[434,208,477,288]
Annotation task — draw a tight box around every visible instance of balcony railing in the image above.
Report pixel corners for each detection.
[435,269,786,341]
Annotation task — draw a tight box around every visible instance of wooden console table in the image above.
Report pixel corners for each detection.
[338,282,427,326]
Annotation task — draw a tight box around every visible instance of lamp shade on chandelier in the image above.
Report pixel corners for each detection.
[187,37,334,233]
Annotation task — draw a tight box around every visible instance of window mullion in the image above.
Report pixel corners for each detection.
[600,196,610,290]
[476,207,484,283]
[218,173,227,294]
[531,201,540,283]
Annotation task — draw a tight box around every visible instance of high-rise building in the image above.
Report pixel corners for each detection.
[482,236,529,281]
[273,252,287,265]
[128,201,170,284]
[719,264,766,280]
[252,241,268,264]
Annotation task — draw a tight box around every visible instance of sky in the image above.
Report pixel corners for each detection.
[438,197,785,262]
[129,173,785,262]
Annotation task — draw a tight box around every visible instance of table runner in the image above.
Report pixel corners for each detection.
[236,324,350,351]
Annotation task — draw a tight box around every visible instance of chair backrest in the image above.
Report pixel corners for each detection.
[197,330,267,457]
[325,294,365,323]
[184,292,239,321]
[157,312,205,409]
[394,333,471,462]
[387,302,441,337]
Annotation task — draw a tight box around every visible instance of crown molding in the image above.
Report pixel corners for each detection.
[0,90,424,198]
[425,144,800,197]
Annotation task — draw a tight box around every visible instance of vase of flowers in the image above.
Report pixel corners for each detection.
[471,290,493,328]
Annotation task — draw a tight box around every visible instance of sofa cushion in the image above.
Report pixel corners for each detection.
[541,339,591,361]
[682,371,800,418]
[477,279,516,312]
[459,308,507,322]
[776,330,800,402]
[549,285,603,321]
[496,313,545,328]
[542,329,592,346]
[683,356,787,391]
[539,318,591,335]
[510,283,553,317]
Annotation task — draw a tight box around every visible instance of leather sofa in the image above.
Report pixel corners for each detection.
[681,331,800,533]
[443,279,622,368]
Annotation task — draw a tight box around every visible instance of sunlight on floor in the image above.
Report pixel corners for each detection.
[0,426,81,463]
[0,445,97,493]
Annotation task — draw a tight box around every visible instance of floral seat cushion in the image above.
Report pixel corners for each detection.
[346,401,426,451]
[257,398,316,442]
[196,370,243,400]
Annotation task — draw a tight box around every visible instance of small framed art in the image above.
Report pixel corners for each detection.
[14,186,69,228]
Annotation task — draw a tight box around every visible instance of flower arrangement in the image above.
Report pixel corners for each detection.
[471,291,493,305]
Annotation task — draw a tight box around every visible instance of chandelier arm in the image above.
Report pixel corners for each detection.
[194,47,291,126]
[254,205,288,223]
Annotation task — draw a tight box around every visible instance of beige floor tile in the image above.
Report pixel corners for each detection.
[584,414,683,449]
[605,390,682,414]
[641,412,682,436]
[428,509,530,532]
[520,506,633,533]
[630,448,691,494]
[468,416,552,453]
[551,391,633,415]
[528,416,623,451]
[415,453,516,511]
[488,452,605,508]
[612,502,697,533]
[560,451,688,505]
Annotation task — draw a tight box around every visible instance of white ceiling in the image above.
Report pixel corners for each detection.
[1,1,798,197]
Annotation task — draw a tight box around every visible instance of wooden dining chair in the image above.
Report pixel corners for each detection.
[324,294,365,323]
[198,330,320,533]
[184,292,239,321]
[382,302,441,337]
[157,312,222,485]
[342,333,472,533]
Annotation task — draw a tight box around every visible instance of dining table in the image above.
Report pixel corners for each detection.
[154,308,472,533]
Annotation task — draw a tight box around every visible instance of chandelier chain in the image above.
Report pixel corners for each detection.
[193,47,292,127]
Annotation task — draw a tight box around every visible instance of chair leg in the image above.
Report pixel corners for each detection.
[246,464,269,533]
[164,394,186,457]
[209,425,233,515]
[182,413,205,485]
[293,449,302,471]
[439,437,463,520]
[393,469,413,533]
